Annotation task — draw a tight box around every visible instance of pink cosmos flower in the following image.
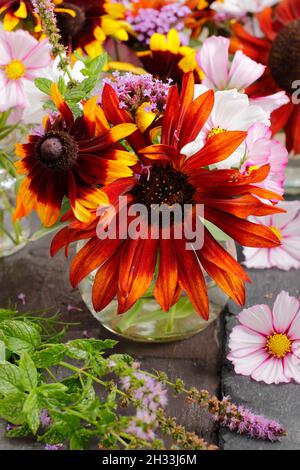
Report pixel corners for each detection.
[197,36,289,114]
[242,123,288,197]
[228,291,300,384]
[0,30,51,111]
[243,201,300,271]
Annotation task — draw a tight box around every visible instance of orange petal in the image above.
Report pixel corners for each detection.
[50,83,74,127]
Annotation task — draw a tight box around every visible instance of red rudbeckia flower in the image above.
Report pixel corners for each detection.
[51,73,283,320]
[232,0,300,154]
[0,0,41,33]
[14,84,137,226]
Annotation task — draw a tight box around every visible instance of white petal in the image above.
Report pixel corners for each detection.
[238,304,273,335]
[272,291,300,333]
[252,357,289,384]
[228,349,269,376]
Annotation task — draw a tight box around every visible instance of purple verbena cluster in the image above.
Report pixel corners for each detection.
[102,72,171,114]
[126,3,191,45]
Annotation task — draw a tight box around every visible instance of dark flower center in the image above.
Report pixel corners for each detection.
[56,2,86,40]
[132,164,196,210]
[36,131,78,171]
[269,19,300,94]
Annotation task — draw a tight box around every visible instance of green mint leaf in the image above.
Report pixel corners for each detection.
[70,428,93,450]
[0,340,6,364]
[38,383,70,407]
[0,320,41,355]
[0,309,17,321]
[32,344,66,368]
[22,390,41,435]
[58,76,66,94]
[19,352,38,391]
[34,78,52,95]
[5,424,31,439]
[0,362,21,395]
[0,392,26,425]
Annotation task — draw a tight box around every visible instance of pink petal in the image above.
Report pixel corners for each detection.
[23,39,52,70]
[252,357,289,384]
[272,291,300,333]
[243,247,273,269]
[228,348,269,376]
[198,36,229,89]
[3,30,38,61]
[250,91,290,113]
[238,304,274,336]
[228,50,265,90]
[228,325,266,357]
[287,312,300,340]
[273,201,300,229]
[269,246,300,271]
[283,355,300,383]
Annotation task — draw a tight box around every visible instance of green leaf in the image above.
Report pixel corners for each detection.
[34,78,52,95]
[204,219,231,242]
[38,383,70,406]
[6,424,31,439]
[0,309,17,321]
[19,352,38,391]
[0,392,26,425]
[0,340,6,364]
[23,390,41,434]
[70,428,92,450]
[0,362,21,395]
[0,320,41,355]
[32,344,66,368]
[65,339,117,360]
[58,76,66,95]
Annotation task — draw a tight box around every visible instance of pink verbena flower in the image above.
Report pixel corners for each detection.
[101,72,171,115]
[243,201,300,270]
[126,3,191,46]
[242,123,288,197]
[197,36,289,114]
[228,291,300,384]
[0,30,51,111]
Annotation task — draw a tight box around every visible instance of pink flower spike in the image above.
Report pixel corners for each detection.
[228,291,300,384]
[243,201,300,271]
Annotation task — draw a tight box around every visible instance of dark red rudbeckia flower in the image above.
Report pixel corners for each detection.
[232,0,300,154]
[14,84,137,226]
[51,72,283,320]
[54,0,128,55]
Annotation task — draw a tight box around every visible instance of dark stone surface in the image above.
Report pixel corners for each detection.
[0,235,221,449]
[221,269,300,450]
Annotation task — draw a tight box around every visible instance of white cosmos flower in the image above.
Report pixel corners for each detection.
[182,86,270,169]
[211,0,279,17]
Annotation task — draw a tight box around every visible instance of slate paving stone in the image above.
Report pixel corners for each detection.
[221,269,300,450]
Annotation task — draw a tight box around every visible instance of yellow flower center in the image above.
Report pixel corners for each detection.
[247,165,259,174]
[5,59,26,80]
[208,126,227,139]
[270,226,282,242]
[266,333,291,358]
